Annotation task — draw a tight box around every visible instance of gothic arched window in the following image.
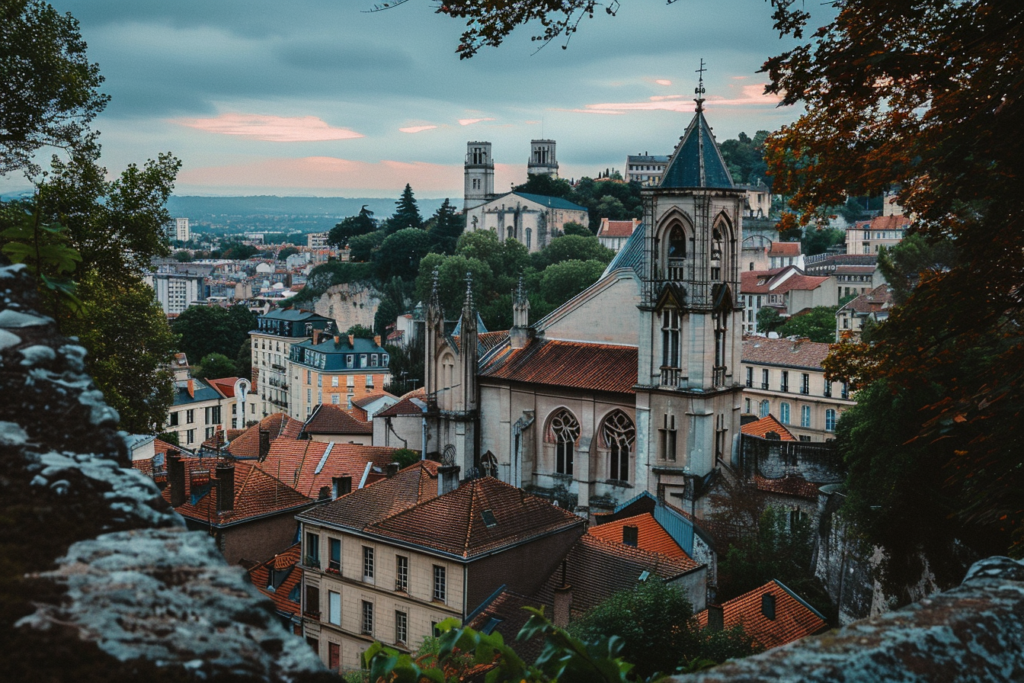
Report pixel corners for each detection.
[601,410,635,482]
[711,227,724,281]
[547,409,580,476]
[525,228,532,250]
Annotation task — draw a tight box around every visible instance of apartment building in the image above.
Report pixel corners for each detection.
[296,463,585,671]
[845,215,912,255]
[288,332,392,420]
[836,284,894,341]
[740,336,856,441]
[624,153,669,185]
[739,267,836,334]
[251,308,333,419]
[165,378,233,449]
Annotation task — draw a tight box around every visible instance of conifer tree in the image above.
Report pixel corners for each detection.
[387,184,422,234]
[428,198,463,254]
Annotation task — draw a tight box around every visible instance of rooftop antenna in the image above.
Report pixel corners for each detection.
[694,58,707,113]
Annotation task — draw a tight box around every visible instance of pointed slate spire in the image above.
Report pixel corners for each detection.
[659,60,734,190]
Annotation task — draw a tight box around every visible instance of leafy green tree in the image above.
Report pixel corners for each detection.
[386,184,423,234]
[392,448,419,469]
[594,195,629,221]
[540,259,605,305]
[385,335,424,395]
[719,131,771,186]
[235,339,252,380]
[328,205,375,248]
[877,234,956,304]
[348,230,384,262]
[346,324,375,339]
[428,198,464,254]
[172,305,256,366]
[533,234,615,269]
[512,174,575,199]
[0,197,82,310]
[414,253,493,319]
[173,249,192,262]
[277,246,299,260]
[777,306,838,343]
[376,227,432,281]
[218,241,259,260]
[193,352,238,380]
[756,307,783,334]
[835,197,868,224]
[801,227,845,256]
[0,0,108,175]
[562,221,591,237]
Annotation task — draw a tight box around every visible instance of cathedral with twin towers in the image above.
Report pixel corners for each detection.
[428,81,746,520]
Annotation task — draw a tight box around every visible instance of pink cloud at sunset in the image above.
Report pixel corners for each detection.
[177,157,525,194]
[655,79,672,86]
[458,117,496,126]
[172,114,364,142]
[399,125,438,133]
[571,84,781,115]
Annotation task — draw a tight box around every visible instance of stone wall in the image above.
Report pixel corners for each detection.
[312,282,381,333]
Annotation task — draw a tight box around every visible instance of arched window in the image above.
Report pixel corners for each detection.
[780,402,791,425]
[759,400,770,418]
[601,411,635,482]
[547,409,580,475]
[825,409,837,432]
[667,225,687,280]
[525,228,532,250]
[801,405,811,428]
[506,227,513,241]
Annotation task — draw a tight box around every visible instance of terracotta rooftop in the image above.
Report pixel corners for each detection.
[298,460,440,529]
[451,330,510,355]
[532,534,702,619]
[588,512,691,561]
[162,458,314,527]
[376,395,427,418]
[598,218,639,238]
[741,269,830,296]
[479,338,638,395]
[258,437,398,498]
[742,336,831,371]
[248,544,302,619]
[368,477,584,559]
[754,474,822,500]
[227,413,304,459]
[696,580,828,650]
[303,403,372,435]
[207,376,242,398]
[768,242,801,257]
[853,215,912,232]
[741,414,797,441]
[840,284,894,314]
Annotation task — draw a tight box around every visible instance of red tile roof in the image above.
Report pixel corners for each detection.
[162,458,313,527]
[588,512,691,561]
[154,439,178,455]
[768,242,801,256]
[376,395,426,418]
[400,387,427,400]
[598,219,638,238]
[754,474,822,500]
[227,413,304,459]
[207,376,242,398]
[303,404,372,435]
[368,477,584,559]
[741,414,797,441]
[741,269,830,296]
[853,215,912,232]
[299,460,440,529]
[696,580,828,650]
[248,544,302,619]
[742,336,831,371]
[840,284,894,314]
[258,437,398,498]
[479,338,637,395]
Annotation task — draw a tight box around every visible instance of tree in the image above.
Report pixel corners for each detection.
[346,324,375,339]
[0,0,108,175]
[277,246,299,260]
[348,230,384,262]
[776,306,838,343]
[386,184,422,234]
[376,227,432,281]
[385,336,424,395]
[876,234,956,304]
[533,234,615,269]
[539,259,605,306]
[512,174,575,199]
[801,227,845,256]
[172,305,256,366]
[756,307,783,334]
[427,199,464,254]
[173,249,192,262]
[414,253,493,319]
[719,131,771,186]
[392,448,419,469]
[217,241,259,260]
[193,352,238,380]
[328,205,375,248]
[562,221,591,237]
[235,339,252,380]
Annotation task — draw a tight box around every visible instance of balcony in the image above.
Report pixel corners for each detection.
[745,378,753,388]
[800,385,810,395]
[761,382,769,390]
[660,367,680,387]
[270,363,286,372]
[781,383,789,393]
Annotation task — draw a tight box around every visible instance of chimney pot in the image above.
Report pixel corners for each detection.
[386,462,399,478]
[167,449,186,507]
[707,604,724,631]
[373,335,381,347]
[318,486,331,500]
[215,463,235,513]
[348,334,355,347]
[312,329,320,345]
[334,335,340,345]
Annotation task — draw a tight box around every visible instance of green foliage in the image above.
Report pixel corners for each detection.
[348,230,385,262]
[415,253,494,319]
[561,221,591,237]
[719,131,770,186]
[877,234,956,304]
[539,260,605,305]
[329,205,376,248]
[0,199,82,310]
[756,307,783,334]
[0,0,109,175]
[801,227,845,256]
[374,276,408,335]
[428,198,464,254]
[385,335,424,395]
[835,197,869,224]
[235,339,252,380]
[216,241,259,260]
[386,184,423,234]
[376,227,433,281]
[776,306,838,343]
[172,249,192,262]
[156,431,179,447]
[346,324,375,339]
[277,246,299,260]
[293,261,377,304]
[532,234,615,269]
[510,175,642,232]
[514,174,575,199]
[193,352,238,380]
[392,448,419,469]
[172,305,256,367]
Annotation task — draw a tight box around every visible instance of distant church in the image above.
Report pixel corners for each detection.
[429,83,746,519]
[463,139,589,253]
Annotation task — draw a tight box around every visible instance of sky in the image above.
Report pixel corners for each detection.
[10,0,816,198]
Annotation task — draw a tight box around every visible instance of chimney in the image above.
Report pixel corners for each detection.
[259,429,271,460]
[553,585,573,628]
[167,449,186,507]
[333,335,340,345]
[312,329,321,345]
[318,486,331,500]
[373,335,381,347]
[215,463,235,513]
[437,465,460,497]
[622,525,639,547]
[761,593,776,620]
[348,334,355,347]
[386,462,400,478]
[187,379,195,399]
[707,604,724,631]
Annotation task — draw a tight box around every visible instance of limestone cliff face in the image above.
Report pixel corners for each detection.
[312,281,381,333]
[0,264,324,681]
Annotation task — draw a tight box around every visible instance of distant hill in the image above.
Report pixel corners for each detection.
[166,195,450,233]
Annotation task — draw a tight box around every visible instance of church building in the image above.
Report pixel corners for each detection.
[430,86,745,518]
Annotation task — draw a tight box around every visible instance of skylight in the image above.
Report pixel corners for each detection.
[481,509,497,527]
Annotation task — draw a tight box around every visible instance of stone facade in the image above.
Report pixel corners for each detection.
[312,281,382,334]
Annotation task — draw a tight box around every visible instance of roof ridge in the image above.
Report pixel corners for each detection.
[465,480,480,556]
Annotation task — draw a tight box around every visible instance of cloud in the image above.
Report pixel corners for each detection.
[400,125,439,133]
[655,79,672,86]
[458,117,496,126]
[172,114,364,142]
[574,84,781,115]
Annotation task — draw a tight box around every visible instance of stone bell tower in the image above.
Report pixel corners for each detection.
[527,139,558,177]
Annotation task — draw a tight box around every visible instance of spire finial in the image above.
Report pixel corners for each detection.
[429,267,442,315]
[694,58,707,113]
[463,271,474,310]
[515,276,526,305]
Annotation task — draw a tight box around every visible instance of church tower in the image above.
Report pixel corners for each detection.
[527,139,558,177]
[464,142,494,214]
[634,64,746,507]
